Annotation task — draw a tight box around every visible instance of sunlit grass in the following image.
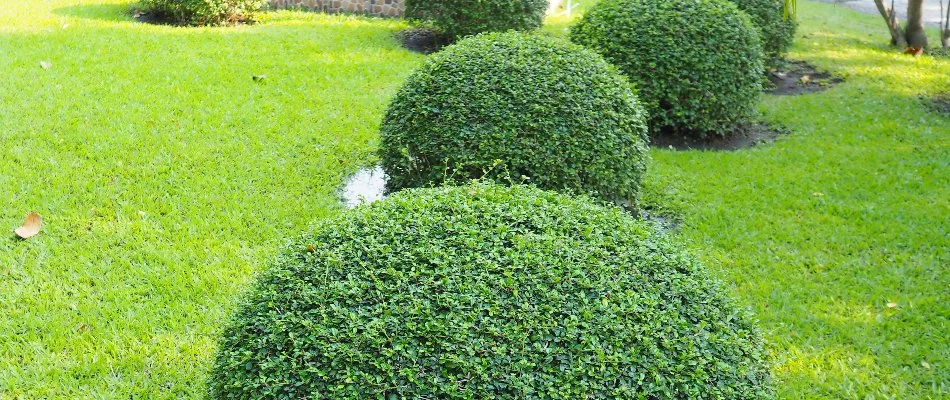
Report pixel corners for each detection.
[0,0,947,398]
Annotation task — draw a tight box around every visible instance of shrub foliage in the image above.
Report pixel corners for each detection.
[729,0,798,62]
[138,0,266,26]
[379,32,650,204]
[571,0,764,136]
[208,183,774,399]
[404,0,548,39]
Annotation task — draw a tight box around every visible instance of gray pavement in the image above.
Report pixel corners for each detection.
[811,0,947,26]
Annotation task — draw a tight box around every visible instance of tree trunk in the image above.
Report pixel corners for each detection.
[942,0,950,47]
[873,0,908,47]
[905,0,928,49]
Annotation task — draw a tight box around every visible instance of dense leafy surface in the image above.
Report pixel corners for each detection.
[140,0,267,25]
[0,1,947,398]
[728,0,797,63]
[209,184,773,399]
[380,32,649,204]
[405,0,547,39]
[571,0,764,136]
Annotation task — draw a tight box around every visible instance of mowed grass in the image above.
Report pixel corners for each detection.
[0,0,947,398]
[0,1,423,397]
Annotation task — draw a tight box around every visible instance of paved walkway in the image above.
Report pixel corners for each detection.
[811,0,946,26]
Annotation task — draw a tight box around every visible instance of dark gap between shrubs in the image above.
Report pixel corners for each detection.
[340,165,682,235]
[396,28,453,54]
[129,8,258,26]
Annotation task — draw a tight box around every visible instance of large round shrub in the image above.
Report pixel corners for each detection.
[571,0,764,137]
[139,0,266,26]
[405,0,548,39]
[379,32,649,205]
[729,0,798,63]
[209,183,774,399]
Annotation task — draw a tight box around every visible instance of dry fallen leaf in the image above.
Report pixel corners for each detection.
[39,61,52,70]
[14,212,42,239]
[886,302,898,308]
[799,75,811,85]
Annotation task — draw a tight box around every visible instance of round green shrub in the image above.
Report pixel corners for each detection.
[379,32,650,205]
[139,0,266,26]
[728,0,798,63]
[208,183,774,399]
[570,0,764,137]
[404,0,548,39]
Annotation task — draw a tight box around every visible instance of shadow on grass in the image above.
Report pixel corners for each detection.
[53,3,135,23]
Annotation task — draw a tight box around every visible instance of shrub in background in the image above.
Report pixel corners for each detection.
[404,0,548,39]
[208,183,775,399]
[729,0,798,63]
[379,32,650,205]
[138,0,267,26]
[571,0,764,137]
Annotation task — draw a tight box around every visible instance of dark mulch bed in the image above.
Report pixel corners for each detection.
[650,122,790,151]
[767,60,843,95]
[396,28,451,54]
[925,92,950,117]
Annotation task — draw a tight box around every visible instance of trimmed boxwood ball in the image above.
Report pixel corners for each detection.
[729,0,798,63]
[208,183,775,399]
[139,0,267,26]
[571,0,765,137]
[405,0,548,39]
[379,32,650,205]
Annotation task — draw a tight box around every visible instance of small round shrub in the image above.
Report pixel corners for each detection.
[139,0,266,26]
[379,32,650,205]
[728,0,798,63]
[404,0,548,39]
[571,0,765,137]
[208,183,774,399]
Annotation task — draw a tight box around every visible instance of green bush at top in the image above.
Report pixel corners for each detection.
[729,0,798,63]
[208,183,775,399]
[571,0,764,137]
[379,32,650,205]
[138,0,267,25]
[404,0,548,39]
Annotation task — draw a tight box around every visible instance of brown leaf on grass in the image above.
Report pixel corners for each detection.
[14,212,42,239]
[39,61,52,70]
[799,75,811,85]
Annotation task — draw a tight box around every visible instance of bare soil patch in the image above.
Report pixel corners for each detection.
[768,60,843,95]
[650,122,789,151]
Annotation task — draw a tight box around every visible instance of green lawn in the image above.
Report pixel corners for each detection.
[0,0,947,398]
